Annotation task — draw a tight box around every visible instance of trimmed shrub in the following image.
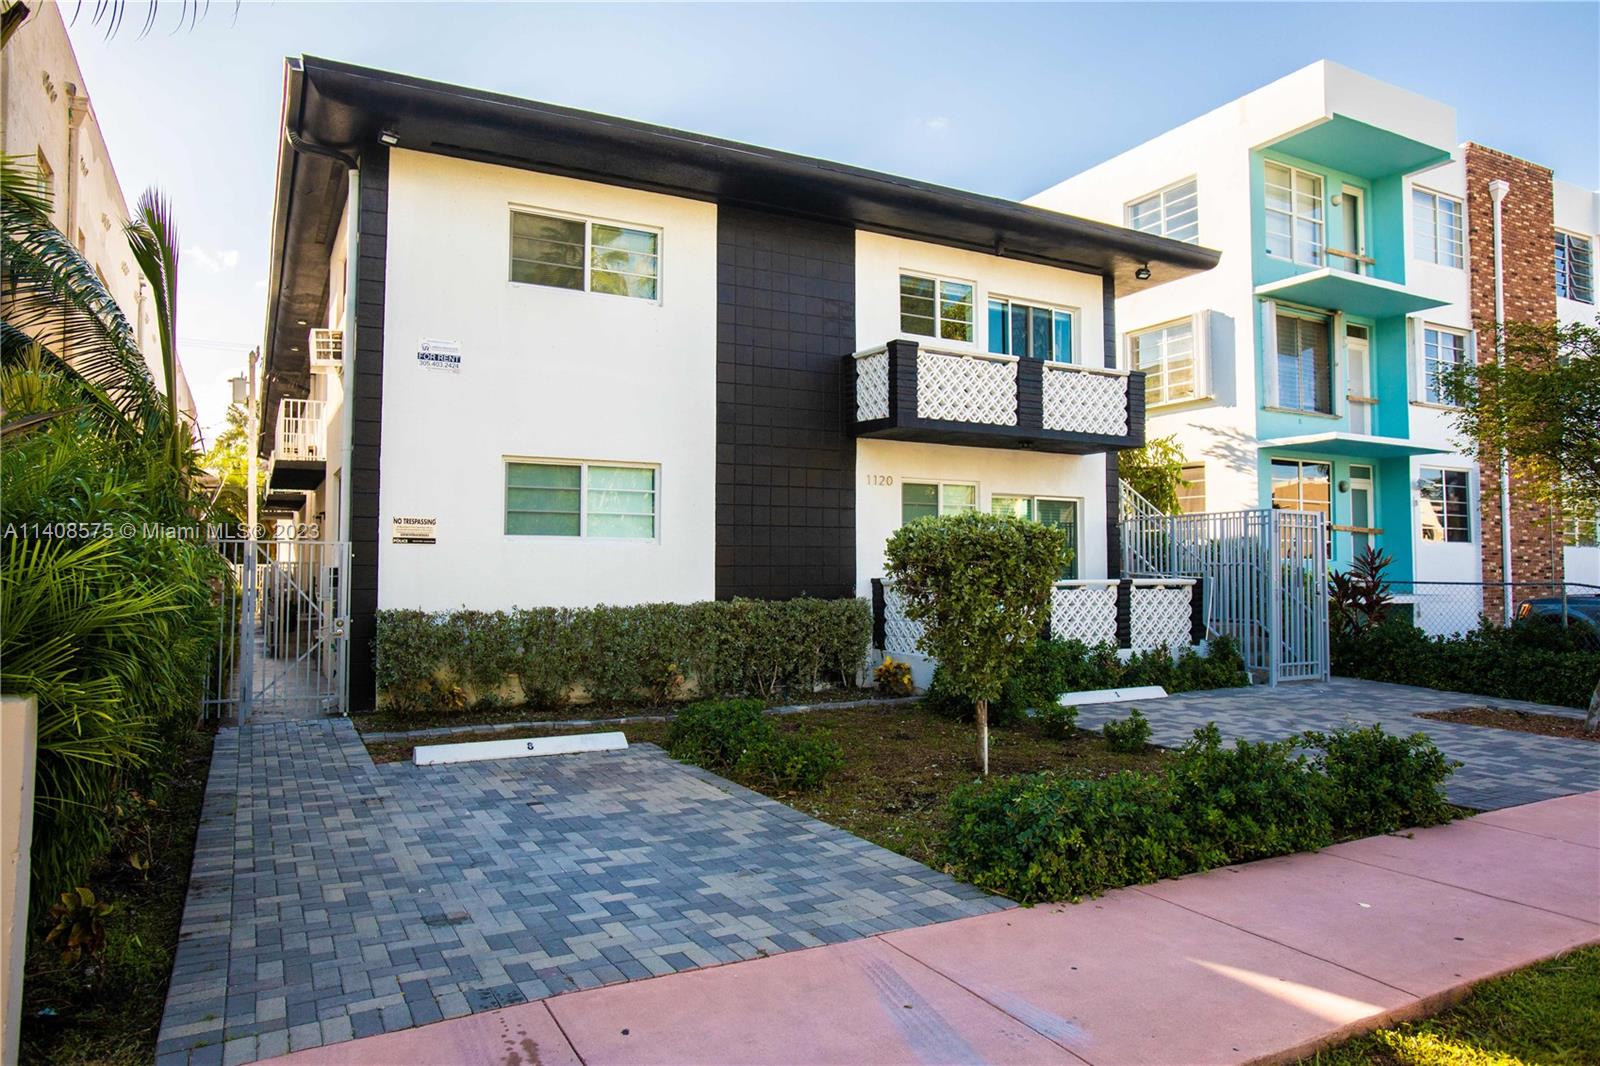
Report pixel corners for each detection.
[372,597,873,715]
[944,770,1189,903]
[1302,724,1457,835]
[1034,703,1077,739]
[941,722,1456,903]
[1168,725,1331,867]
[667,698,843,791]
[1102,708,1152,752]
[1333,619,1598,709]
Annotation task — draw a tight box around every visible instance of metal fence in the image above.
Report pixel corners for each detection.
[1388,580,1600,640]
[1121,506,1329,684]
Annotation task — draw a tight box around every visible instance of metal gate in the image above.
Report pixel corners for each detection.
[203,536,351,722]
[1121,493,1328,685]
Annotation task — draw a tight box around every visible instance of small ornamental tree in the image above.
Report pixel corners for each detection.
[1440,319,1600,731]
[1119,434,1190,515]
[885,511,1065,773]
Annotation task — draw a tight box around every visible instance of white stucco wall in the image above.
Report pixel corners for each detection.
[376,150,718,610]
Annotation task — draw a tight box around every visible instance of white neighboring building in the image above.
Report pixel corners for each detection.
[0,0,196,420]
[1031,60,1599,626]
[259,58,1217,708]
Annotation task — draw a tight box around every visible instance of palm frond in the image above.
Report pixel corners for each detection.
[125,187,184,467]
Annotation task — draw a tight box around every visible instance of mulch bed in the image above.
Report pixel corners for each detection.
[1418,706,1599,742]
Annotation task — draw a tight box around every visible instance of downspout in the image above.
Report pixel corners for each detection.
[1489,178,1512,623]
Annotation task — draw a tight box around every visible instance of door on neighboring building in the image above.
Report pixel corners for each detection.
[1337,185,1366,274]
[1347,464,1376,559]
[1346,326,1373,434]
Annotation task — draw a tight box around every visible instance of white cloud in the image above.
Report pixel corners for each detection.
[185,246,241,274]
[916,115,951,134]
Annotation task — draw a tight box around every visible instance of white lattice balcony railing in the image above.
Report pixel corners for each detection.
[1050,580,1119,646]
[854,346,890,422]
[916,348,1018,426]
[1042,363,1130,436]
[1129,579,1195,651]
[880,581,924,657]
[275,398,327,462]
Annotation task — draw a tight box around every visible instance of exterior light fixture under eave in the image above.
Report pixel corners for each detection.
[1135,263,1152,281]
[378,128,399,146]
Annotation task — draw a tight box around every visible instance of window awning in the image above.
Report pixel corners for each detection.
[1255,268,1449,319]
[1259,432,1446,459]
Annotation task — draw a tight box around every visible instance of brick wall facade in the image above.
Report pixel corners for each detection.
[1462,144,1564,618]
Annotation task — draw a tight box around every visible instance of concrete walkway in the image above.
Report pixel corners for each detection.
[263,791,1600,1066]
[1074,678,1599,811]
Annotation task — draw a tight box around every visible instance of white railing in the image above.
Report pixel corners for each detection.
[917,348,1018,426]
[854,346,890,421]
[275,398,326,462]
[1050,580,1119,646]
[1043,363,1129,436]
[880,581,924,657]
[1129,579,1195,651]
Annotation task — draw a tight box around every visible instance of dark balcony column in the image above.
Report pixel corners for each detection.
[886,339,920,426]
[1189,577,1208,644]
[1017,358,1043,433]
[871,578,887,650]
[1115,580,1133,649]
[1125,370,1147,447]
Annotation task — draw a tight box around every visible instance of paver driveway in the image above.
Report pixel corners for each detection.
[1075,677,1599,810]
[156,720,1006,1065]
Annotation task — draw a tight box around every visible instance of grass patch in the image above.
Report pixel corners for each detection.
[364,703,1168,874]
[1303,946,1600,1065]
[19,727,215,1066]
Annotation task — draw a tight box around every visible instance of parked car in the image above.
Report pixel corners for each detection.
[1514,596,1600,649]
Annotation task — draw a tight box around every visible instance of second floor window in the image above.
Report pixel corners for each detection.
[1126,178,1199,243]
[1264,162,1324,266]
[1422,326,1467,405]
[988,300,1074,361]
[1274,312,1332,414]
[900,274,974,343]
[1129,319,1197,407]
[510,210,660,299]
[1412,189,1464,267]
[1556,232,1594,303]
[1418,468,1471,543]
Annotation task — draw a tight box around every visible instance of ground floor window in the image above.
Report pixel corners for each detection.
[901,481,977,523]
[992,495,1080,578]
[1177,463,1206,514]
[506,460,657,538]
[1418,467,1471,543]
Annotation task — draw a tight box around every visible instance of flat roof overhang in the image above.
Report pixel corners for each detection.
[1259,432,1445,459]
[1265,114,1453,180]
[261,56,1220,451]
[1256,269,1449,319]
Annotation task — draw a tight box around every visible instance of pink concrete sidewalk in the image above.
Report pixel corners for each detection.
[268,792,1600,1066]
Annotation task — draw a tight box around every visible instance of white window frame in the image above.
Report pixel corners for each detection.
[1417,466,1472,544]
[1264,161,1325,266]
[1411,187,1464,268]
[899,272,977,346]
[508,206,662,303]
[900,480,979,523]
[1420,324,1469,406]
[1128,315,1207,407]
[991,494,1083,578]
[1125,177,1200,244]
[986,294,1080,362]
[504,457,660,541]
[1555,230,1595,304]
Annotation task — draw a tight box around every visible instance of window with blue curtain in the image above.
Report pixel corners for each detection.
[986,300,1074,361]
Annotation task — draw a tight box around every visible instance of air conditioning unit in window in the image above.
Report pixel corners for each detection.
[309,328,343,370]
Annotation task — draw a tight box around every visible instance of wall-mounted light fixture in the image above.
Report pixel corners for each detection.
[1337,479,1350,493]
[1134,263,1152,281]
[378,128,399,146]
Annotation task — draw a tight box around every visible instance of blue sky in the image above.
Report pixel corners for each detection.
[67,1,1599,440]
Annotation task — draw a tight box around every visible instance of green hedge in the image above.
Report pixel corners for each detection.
[944,722,1457,903]
[666,698,844,791]
[926,635,1249,724]
[1333,619,1599,709]
[374,598,873,714]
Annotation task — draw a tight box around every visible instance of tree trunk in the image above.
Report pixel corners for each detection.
[976,698,990,775]
[1587,673,1599,734]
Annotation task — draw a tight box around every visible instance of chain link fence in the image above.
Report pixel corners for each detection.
[1389,580,1600,643]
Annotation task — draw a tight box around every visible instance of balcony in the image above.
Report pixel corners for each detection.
[849,340,1144,454]
[267,398,327,491]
